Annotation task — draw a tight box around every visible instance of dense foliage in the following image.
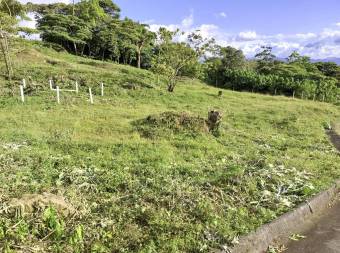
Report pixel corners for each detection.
[30,0,156,68]
[0,0,27,81]
[203,47,340,102]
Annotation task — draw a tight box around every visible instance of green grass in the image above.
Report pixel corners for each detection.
[0,39,339,252]
[334,123,340,135]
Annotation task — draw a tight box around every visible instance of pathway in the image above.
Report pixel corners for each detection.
[286,129,340,253]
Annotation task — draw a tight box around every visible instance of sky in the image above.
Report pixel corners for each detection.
[19,0,340,59]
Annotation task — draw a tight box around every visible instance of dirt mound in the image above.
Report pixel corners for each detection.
[135,112,209,138]
[8,193,75,217]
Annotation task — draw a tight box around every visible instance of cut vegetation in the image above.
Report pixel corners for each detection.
[0,39,339,252]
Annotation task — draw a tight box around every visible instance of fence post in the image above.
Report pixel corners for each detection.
[56,86,60,104]
[89,88,94,104]
[20,85,24,103]
[49,79,53,90]
[313,93,316,101]
[75,81,79,93]
[293,90,295,99]
[301,92,304,100]
[22,79,26,88]
[101,83,104,96]
[322,94,325,102]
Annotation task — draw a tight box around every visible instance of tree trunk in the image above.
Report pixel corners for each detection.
[73,42,77,55]
[0,32,13,82]
[101,50,105,61]
[167,81,175,92]
[167,84,175,92]
[137,50,141,68]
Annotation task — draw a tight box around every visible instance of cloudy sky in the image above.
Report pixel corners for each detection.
[19,0,340,59]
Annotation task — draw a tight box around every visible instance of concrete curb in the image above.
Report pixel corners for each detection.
[213,180,340,253]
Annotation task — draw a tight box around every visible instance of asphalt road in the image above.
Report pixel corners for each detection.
[285,200,340,253]
[286,129,340,253]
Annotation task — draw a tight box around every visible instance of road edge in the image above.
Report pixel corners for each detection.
[213,129,340,253]
[225,181,340,253]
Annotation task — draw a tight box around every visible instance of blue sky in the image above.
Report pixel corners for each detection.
[115,0,340,35]
[20,0,340,59]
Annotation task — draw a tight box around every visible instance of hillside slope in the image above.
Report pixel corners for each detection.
[0,39,339,252]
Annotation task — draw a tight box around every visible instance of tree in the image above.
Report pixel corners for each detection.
[151,29,213,92]
[118,19,155,68]
[152,42,197,92]
[287,51,301,63]
[287,51,319,73]
[134,24,155,68]
[98,0,120,18]
[314,62,338,77]
[0,0,26,82]
[255,46,276,74]
[220,46,246,70]
[37,14,92,55]
[91,19,120,60]
[202,57,222,86]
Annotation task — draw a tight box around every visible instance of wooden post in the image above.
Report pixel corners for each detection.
[20,85,24,103]
[313,94,316,101]
[322,95,325,102]
[56,86,60,104]
[101,83,104,96]
[75,81,79,93]
[293,91,295,99]
[89,88,94,104]
[22,79,26,88]
[49,79,53,90]
[301,92,304,100]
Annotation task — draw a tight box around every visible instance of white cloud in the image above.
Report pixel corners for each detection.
[143,19,155,25]
[16,4,340,59]
[149,12,340,59]
[218,12,227,18]
[181,12,194,29]
[237,31,257,41]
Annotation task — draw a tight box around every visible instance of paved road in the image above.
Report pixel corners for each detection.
[286,129,340,253]
[286,200,340,253]
[328,130,340,151]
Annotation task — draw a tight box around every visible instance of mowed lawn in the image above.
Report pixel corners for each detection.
[0,40,339,252]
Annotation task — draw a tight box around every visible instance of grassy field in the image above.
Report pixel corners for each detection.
[0,39,339,252]
[334,123,340,135]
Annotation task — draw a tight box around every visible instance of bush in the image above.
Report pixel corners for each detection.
[217,69,339,102]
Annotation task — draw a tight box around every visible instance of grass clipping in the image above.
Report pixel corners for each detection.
[135,111,211,138]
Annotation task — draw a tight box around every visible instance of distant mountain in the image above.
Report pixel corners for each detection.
[274,57,340,65]
[311,58,340,65]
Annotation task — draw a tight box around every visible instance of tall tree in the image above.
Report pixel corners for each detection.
[117,19,155,67]
[134,24,155,68]
[37,14,92,55]
[314,61,338,77]
[220,46,246,70]
[151,29,213,92]
[0,0,26,82]
[91,19,120,60]
[255,45,276,74]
